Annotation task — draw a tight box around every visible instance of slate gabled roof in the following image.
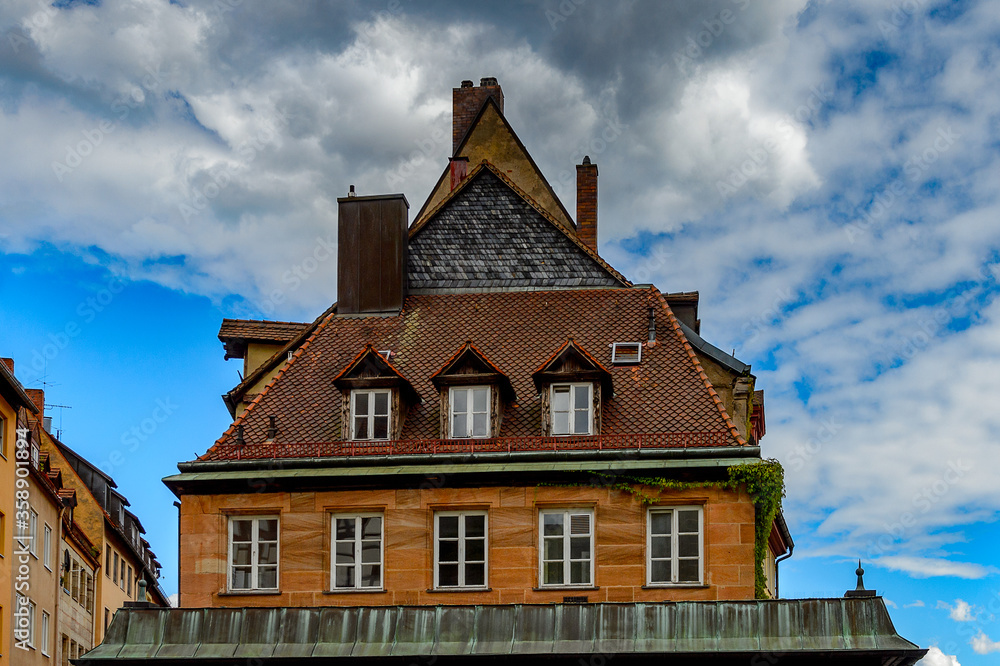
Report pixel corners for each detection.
[197,286,745,461]
[408,166,626,292]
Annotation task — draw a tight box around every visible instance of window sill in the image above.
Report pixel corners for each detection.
[641,584,709,589]
[217,590,282,597]
[426,587,492,593]
[323,588,387,595]
[533,586,599,592]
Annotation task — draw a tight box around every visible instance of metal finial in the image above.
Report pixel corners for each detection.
[845,559,876,597]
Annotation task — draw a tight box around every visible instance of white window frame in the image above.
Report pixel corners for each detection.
[448,386,491,439]
[227,515,280,592]
[647,506,703,586]
[44,524,52,570]
[0,413,6,458]
[611,342,642,364]
[25,596,37,648]
[550,383,593,435]
[350,389,392,441]
[538,509,594,587]
[331,513,384,590]
[41,610,50,656]
[433,511,488,589]
[29,508,39,557]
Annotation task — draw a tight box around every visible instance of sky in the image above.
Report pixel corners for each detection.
[1,1,998,663]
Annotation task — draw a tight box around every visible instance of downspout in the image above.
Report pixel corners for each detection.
[774,544,794,599]
[173,501,182,607]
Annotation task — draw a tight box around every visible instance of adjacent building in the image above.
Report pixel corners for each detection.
[82,78,923,664]
[1,360,168,665]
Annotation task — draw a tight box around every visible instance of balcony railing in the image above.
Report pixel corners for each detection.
[212,431,735,460]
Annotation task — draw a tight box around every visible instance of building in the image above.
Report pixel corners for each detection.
[1,360,169,664]
[32,404,170,640]
[81,79,924,664]
[1,358,40,666]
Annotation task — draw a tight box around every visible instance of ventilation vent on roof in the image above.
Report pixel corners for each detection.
[611,342,642,365]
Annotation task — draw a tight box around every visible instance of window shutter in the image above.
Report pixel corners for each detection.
[570,513,591,535]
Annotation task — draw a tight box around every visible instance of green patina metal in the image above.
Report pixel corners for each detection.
[78,599,924,664]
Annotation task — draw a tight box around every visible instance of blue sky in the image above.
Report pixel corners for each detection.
[2,2,999,664]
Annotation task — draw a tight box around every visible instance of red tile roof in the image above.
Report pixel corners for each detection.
[199,287,746,461]
[218,318,309,343]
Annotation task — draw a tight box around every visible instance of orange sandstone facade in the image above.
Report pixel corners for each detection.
[178,484,757,608]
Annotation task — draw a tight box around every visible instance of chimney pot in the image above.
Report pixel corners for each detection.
[461,80,474,88]
[582,155,591,165]
[480,77,498,87]
[348,185,356,197]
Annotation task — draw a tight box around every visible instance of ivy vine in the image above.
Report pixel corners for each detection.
[541,459,785,599]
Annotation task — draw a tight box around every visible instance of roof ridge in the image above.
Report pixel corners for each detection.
[412,96,576,229]
[653,288,747,447]
[223,301,338,414]
[204,306,339,458]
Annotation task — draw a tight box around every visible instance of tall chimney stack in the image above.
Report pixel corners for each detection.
[452,77,504,155]
[337,190,410,316]
[25,388,45,424]
[576,155,598,251]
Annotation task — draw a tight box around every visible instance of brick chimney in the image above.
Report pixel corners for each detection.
[449,156,469,190]
[576,156,598,251]
[25,388,44,422]
[337,188,409,316]
[1,357,13,373]
[452,77,503,155]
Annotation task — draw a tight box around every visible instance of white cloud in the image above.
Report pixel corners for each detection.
[167,593,178,608]
[876,558,999,581]
[918,647,961,666]
[971,631,1000,655]
[905,600,926,608]
[934,599,978,622]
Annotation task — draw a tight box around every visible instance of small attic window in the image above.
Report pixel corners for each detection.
[611,342,642,365]
[378,350,392,360]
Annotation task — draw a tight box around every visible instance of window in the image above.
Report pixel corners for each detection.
[449,387,490,438]
[0,511,5,557]
[611,342,642,364]
[434,511,487,589]
[228,516,279,591]
[0,414,6,457]
[539,509,593,587]
[28,508,39,556]
[44,524,52,569]
[127,566,133,597]
[104,608,110,631]
[550,384,592,435]
[105,545,111,576]
[20,596,36,648]
[113,552,118,584]
[119,558,125,590]
[41,611,50,655]
[647,507,703,585]
[331,514,383,590]
[350,389,391,440]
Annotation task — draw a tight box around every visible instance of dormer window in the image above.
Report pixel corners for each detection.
[351,389,391,440]
[449,386,490,438]
[432,342,515,440]
[551,383,592,435]
[333,345,421,441]
[533,339,612,437]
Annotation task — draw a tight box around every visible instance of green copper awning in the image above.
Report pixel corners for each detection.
[78,599,925,665]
